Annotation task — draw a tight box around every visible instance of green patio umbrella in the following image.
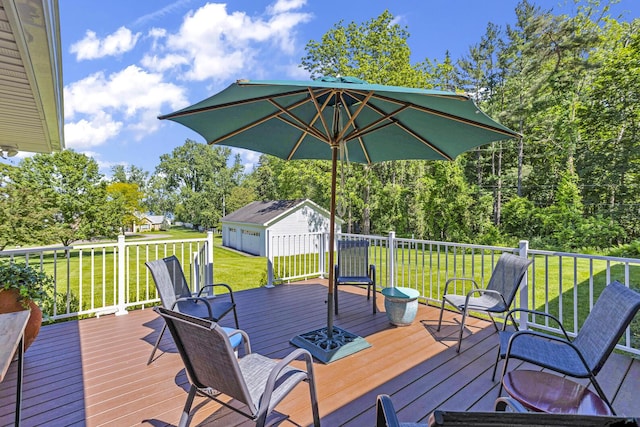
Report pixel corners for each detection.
[158,76,519,363]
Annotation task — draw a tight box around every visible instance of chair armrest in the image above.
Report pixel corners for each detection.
[171,296,213,318]
[226,328,251,354]
[198,283,236,303]
[501,308,569,338]
[376,394,401,427]
[494,396,528,412]
[259,348,315,411]
[444,277,479,294]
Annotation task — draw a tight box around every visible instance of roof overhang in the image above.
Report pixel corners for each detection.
[0,0,64,156]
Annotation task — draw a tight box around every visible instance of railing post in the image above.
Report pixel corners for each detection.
[265,230,275,288]
[115,234,128,316]
[388,231,396,288]
[518,240,529,329]
[207,230,214,286]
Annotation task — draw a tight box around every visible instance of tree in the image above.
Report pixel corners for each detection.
[154,140,243,228]
[0,164,57,249]
[13,150,111,245]
[106,182,144,234]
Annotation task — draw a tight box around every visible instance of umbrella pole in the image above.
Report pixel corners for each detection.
[326,143,339,340]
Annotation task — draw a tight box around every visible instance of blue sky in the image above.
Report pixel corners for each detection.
[34,1,640,175]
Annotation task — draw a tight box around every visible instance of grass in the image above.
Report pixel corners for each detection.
[14,227,267,318]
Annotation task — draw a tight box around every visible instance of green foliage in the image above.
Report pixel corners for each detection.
[0,164,58,249]
[152,140,243,228]
[106,182,144,234]
[0,262,54,307]
[6,150,114,246]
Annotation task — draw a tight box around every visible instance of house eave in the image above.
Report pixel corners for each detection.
[0,0,65,155]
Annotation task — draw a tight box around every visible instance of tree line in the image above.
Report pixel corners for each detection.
[1,1,638,255]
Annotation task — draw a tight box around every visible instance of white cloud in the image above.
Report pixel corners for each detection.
[146,2,312,82]
[64,65,188,148]
[268,0,307,14]
[70,27,141,60]
[64,112,123,149]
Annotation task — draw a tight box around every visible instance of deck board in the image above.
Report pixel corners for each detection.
[0,280,638,426]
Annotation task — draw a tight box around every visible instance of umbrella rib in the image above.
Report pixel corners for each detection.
[340,99,373,164]
[268,99,329,142]
[335,91,373,143]
[346,104,411,141]
[395,121,453,160]
[210,92,329,145]
[369,92,519,138]
[159,87,313,119]
[308,88,333,142]
[284,89,336,160]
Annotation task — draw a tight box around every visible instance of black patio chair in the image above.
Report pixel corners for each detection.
[493,280,640,415]
[334,238,376,315]
[145,255,239,364]
[437,253,532,352]
[155,307,320,427]
[375,394,639,427]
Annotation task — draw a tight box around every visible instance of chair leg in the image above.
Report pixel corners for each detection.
[498,354,510,396]
[232,307,240,329]
[437,299,446,332]
[589,375,616,415]
[308,378,321,427]
[147,323,167,365]
[372,285,377,314]
[334,286,339,315]
[178,384,197,427]
[491,347,502,381]
[457,309,468,353]
[487,312,500,333]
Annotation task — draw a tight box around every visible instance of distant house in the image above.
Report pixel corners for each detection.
[132,214,170,232]
[220,199,342,256]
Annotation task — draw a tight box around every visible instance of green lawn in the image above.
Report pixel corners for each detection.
[32,228,266,318]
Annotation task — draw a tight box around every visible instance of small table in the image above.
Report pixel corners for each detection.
[381,287,420,326]
[0,310,31,426]
[502,370,613,415]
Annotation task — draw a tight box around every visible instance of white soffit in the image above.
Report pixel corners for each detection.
[0,0,64,154]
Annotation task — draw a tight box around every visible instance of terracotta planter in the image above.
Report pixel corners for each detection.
[0,289,42,351]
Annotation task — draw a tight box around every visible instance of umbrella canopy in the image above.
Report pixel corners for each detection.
[159,76,519,362]
[159,76,518,163]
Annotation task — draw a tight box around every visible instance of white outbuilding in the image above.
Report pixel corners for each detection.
[220,199,342,256]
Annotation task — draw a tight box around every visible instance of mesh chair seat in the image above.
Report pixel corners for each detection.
[145,255,239,364]
[493,280,640,415]
[334,238,377,315]
[238,353,310,413]
[437,253,533,352]
[441,293,507,313]
[155,307,320,427]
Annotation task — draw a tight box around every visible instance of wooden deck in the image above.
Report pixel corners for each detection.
[1,281,638,426]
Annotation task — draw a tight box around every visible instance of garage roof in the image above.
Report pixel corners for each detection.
[0,0,64,156]
[222,199,308,225]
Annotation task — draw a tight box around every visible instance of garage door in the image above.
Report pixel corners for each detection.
[241,229,261,255]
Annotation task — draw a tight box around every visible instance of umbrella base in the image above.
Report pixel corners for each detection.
[290,326,371,364]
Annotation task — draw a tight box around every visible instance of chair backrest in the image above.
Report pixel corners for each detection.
[146,256,192,309]
[573,280,640,373]
[337,239,370,278]
[485,253,533,306]
[155,307,257,414]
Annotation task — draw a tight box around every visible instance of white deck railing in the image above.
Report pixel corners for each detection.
[268,232,640,355]
[2,230,638,355]
[0,232,214,320]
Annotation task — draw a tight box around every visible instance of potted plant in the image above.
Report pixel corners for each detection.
[0,262,53,351]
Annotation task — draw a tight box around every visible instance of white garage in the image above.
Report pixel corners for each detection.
[220,199,342,256]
